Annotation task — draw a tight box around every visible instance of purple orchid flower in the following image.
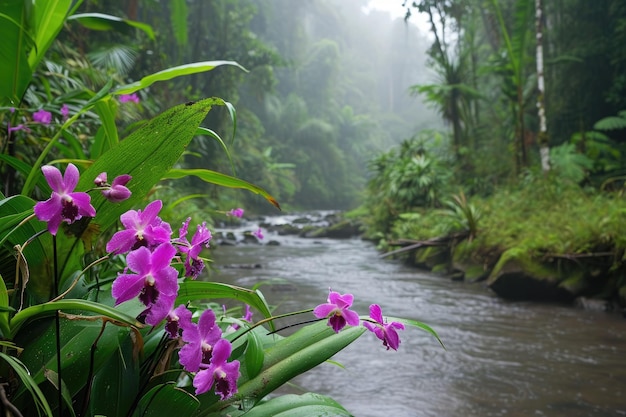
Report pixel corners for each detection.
[33,109,52,124]
[111,244,179,324]
[98,173,132,203]
[33,164,96,235]
[177,218,211,279]
[179,308,223,372]
[227,304,254,332]
[363,304,405,351]
[106,200,172,254]
[8,123,30,134]
[119,93,140,103]
[163,304,193,339]
[227,208,244,218]
[252,228,264,240]
[192,338,240,399]
[60,104,69,120]
[313,289,360,333]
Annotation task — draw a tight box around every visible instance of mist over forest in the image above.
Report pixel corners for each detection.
[123,0,444,211]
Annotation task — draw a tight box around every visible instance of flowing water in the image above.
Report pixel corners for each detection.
[211,215,626,417]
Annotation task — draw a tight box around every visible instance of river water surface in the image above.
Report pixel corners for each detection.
[211,216,626,417]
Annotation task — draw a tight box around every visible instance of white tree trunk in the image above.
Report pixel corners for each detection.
[536,0,550,172]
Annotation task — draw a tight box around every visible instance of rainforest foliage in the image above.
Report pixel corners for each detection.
[362,0,626,305]
[12,0,437,214]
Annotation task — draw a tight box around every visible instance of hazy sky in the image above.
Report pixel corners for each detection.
[364,0,432,37]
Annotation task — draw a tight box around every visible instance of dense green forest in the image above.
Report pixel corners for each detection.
[361,0,626,307]
[5,0,626,299]
[37,0,438,213]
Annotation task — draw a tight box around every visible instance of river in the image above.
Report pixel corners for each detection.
[211,215,626,417]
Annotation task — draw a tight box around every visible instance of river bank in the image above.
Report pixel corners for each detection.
[225,203,626,315]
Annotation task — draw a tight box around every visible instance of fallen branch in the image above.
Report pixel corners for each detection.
[381,232,468,259]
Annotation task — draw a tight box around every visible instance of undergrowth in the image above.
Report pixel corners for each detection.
[388,179,626,264]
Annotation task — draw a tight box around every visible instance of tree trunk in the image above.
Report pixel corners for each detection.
[536,0,550,172]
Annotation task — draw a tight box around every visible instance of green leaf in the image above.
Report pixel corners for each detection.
[28,0,72,70]
[10,299,141,338]
[13,316,128,403]
[89,335,140,416]
[0,4,33,104]
[392,316,445,348]
[219,321,365,411]
[593,115,626,131]
[163,168,281,210]
[113,61,247,95]
[91,94,119,157]
[76,98,221,232]
[241,393,351,417]
[244,329,264,380]
[0,195,51,302]
[195,126,236,174]
[177,281,274,330]
[44,368,78,417]
[0,352,54,416]
[132,384,200,417]
[68,12,155,40]
[21,80,114,197]
[0,274,10,337]
[0,153,51,194]
[170,0,188,47]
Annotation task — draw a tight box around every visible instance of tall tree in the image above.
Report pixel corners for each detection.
[535,0,550,172]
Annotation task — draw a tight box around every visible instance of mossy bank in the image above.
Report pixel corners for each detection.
[369,182,626,313]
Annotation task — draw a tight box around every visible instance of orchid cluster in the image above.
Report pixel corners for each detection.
[314,289,405,351]
[30,163,405,405]
[32,163,248,400]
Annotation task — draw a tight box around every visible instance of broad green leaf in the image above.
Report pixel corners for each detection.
[89,336,140,417]
[132,384,200,417]
[76,98,221,232]
[241,393,351,417]
[91,94,119,157]
[177,281,274,330]
[114,61,247,95]
[0,195,51,302]
[13,316,128,402]
[10,298,141,337]
[163,168,281,210]
[28,0,72,70]
[0,353,54,416]
[68,12,155,40]
[0,3,32,104]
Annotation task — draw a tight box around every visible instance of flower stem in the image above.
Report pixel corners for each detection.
[50,255,109,302]
[53,235,63,417]
[230,308,314,343]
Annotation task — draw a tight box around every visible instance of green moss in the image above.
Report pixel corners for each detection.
[558,270,588,295]
[462,264,489,282]
[488,247,559,284]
